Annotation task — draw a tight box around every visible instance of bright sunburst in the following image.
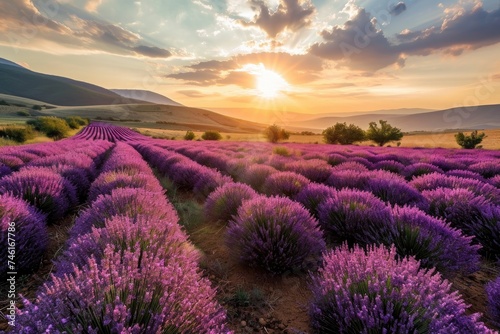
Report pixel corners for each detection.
[242,63,290,99]
[256,69,289,98]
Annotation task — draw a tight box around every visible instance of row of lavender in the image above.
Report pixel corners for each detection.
[128,137,500,332]
[0,140,112,278]
[12,141,231,332]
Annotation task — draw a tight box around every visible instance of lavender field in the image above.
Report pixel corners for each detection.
[1,122,500,333]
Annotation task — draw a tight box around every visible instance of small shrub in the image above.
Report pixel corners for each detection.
[0,194,48,278]
[227,196,325,274]
[455,130,486,149]
[28,116,71,140]
[273,146,290,156]
[184,130,195,140]
[0,125,36,143]
[204,182,258,223]
[310,244,492,333]
[65,116,88,129]
[201,130,222,141]
[264,124,290,143]
[16,110,31,117]
[295,183,337,218]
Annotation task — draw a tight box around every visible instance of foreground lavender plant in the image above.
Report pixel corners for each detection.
[310,244,494,334]
[227,196,325,274]
[0,194,47,278]
[17,244,231,333]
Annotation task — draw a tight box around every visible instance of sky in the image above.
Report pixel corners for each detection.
[0,0,499,114]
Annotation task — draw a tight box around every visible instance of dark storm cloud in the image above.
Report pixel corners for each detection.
[239,0,316,38]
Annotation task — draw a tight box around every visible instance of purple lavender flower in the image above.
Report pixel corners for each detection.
[227,196,325,274]
[486,276,500,328]
[0,163,11,179]
[332,161,369,172]
[310,244,494,334]
[317,188,392,246]
[446,169,487,182]
[70,188,179,238]
[262,171,311,198]
[0,194,48,278]
[0,167,77,221]
[365,174,428,209]
[0,155,24,170]
[470,160,500,179]
[193,170,232,198]
[326,153,347,166]
[204,182,258,223]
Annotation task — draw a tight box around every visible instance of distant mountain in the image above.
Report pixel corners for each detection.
[209,107,435,124]
[288,104,500,132]
[111,89,183,106]
[0,57,147,106]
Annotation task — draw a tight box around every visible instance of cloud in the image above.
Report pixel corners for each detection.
[390,2,407,16]
[239,0,316,38]
[0,0,171,59]
[166,52,324,88]
[132,45,172,58]
[310,5,500,72]
[85,0,103,12]
[309,9,404,72]
[177,90,221,98]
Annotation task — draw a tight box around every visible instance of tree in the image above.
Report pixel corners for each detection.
[323,122,365,145]
[455,130,486,149]
[201,130,222,141]
[366,120,403,147]
[264,124,290,143]
[184,130,195,140]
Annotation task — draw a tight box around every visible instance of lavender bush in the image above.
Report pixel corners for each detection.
[0,167,77,221]
[317,189,392,246]
[227,196,325,274]
[204,182,258,223]
[240,164,278,192]
[0,194,48,278]
[262,171,311,198]
[284,159,333,183]
[70,188,178,238]
[295,183,337,218]
[310,244,494,334]
[423,188,500,259]
[18,244,230,333]
[403,162,444,180]
[390,206,481,275]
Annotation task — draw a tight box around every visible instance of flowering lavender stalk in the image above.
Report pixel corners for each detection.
[486,276,500,328]
[310,244,494,333]
[227,196,325,274]
[204,182,258,223]
[0,194,48,278]
[295,183,337,218]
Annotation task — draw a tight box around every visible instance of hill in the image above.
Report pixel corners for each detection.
[111,89,183,106]
[0,58,147,106]
[288,104,500,132]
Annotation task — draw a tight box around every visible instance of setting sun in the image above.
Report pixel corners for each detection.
[256,69,289,99]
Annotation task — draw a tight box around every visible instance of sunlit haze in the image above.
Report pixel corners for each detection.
[1,0,499,114]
